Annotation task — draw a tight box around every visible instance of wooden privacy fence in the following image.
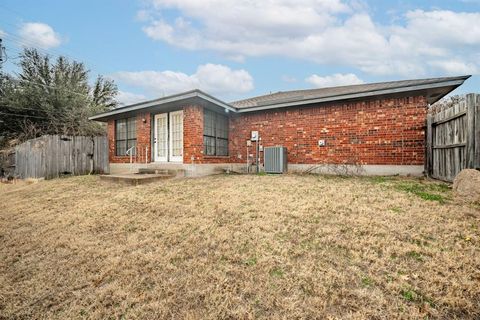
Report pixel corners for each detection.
[426,93,480,182]
[14,135,109,179]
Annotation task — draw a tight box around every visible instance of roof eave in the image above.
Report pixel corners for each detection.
[89,89,236,121]
[236,78,469,113]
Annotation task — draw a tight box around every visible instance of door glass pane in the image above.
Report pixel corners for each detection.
[157,116,167,158]
[171,113,183,157]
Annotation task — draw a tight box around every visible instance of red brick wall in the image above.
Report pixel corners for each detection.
[183,105,204,163]
[107,95,427,166]
[183,105,234,164]
[229,96,427,165]
[108,112,151,163]
[108,106,205,164]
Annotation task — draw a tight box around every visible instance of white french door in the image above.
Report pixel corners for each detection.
[154,113,168,162]
[154,111,183,162]
[169,110,183,162]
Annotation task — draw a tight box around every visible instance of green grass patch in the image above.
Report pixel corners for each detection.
[361,276,374,287]
[405,250,424,261]
[244,257,257,266]
[401,289,417,302]
[400,288,436,307]
[394,182,449,203]
[269,267,284,278]
[369,176,396,184]
[389,206,404,213]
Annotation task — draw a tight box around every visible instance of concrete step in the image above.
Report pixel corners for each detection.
[138,168,171,174]
[99,173,174,185]
[137,168,185,177]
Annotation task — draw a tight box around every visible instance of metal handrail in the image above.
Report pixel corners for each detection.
[126,146,135,163]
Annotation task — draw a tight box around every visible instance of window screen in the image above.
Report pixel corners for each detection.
[203,109,228,156]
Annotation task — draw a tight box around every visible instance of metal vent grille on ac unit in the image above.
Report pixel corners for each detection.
[264,146,287,173]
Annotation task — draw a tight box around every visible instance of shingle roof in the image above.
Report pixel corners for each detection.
[89,75,470,121]
[230,76,471,109]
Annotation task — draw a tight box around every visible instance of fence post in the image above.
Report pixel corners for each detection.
[475,94,480,169]
[466,93,476,168]
[426,113,433,177]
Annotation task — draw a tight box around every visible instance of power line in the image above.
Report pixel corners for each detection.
[1,31,110,91]
[0,6,117,104]
[0,3,108,72]
[4,47,22,61]
[0,24,105,74]
[2,32,71,62]
[0,105,41,112]
[0,15,84,61]
[0,104,47,112]
[0,111,48,119]
[0,5,111,88]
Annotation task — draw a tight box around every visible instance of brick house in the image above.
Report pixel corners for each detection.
[89,75,470,176]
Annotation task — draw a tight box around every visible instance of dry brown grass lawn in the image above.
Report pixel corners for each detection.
[0,174,479,319]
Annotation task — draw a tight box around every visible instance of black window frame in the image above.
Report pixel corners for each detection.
[203,109,229,156]
[115,117,137,156]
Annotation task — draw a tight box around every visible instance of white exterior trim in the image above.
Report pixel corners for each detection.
[236,80,465,113]
[169,110,183,163]
[89,90,235,121]
[153,113,168,162]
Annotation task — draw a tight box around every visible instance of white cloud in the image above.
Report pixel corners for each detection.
[140,1,480,76]
[112,63,254,99]
[116,91,147,106]
[306,73,364,88]
[428,60,479,76]
[19,22,61,49]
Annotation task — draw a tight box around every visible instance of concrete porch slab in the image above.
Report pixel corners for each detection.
[99,173,174,185]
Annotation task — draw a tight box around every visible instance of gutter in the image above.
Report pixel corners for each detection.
[89,76,470,120]
[89,89,236,121]
[236,79,467,113]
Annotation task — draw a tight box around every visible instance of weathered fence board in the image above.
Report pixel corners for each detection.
[426,93,479,182]
[14,135,108,179]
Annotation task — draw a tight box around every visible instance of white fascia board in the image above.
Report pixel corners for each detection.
[89,90,236,120]
[196,92,237,112]
[237,80,465,113]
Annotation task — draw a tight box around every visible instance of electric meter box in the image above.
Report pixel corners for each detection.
[251,131,259,141]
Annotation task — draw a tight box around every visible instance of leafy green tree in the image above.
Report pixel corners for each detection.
[0,48,117,144]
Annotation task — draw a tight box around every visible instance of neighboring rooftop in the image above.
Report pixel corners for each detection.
[230,75,471,110]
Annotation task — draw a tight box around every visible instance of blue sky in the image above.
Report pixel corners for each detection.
[1,0,479,105]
